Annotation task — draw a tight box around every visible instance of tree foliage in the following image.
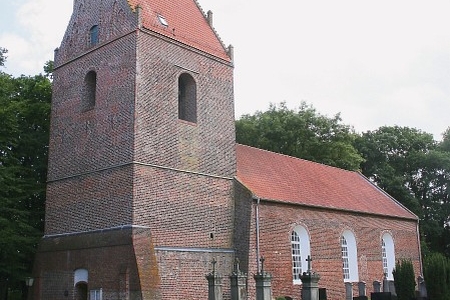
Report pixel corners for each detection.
[0,50,51,298]
[0,47,7,67]
[423,253,450,300]
[236,102,364,170]
[355,126,450,255]
[393,259,416,300]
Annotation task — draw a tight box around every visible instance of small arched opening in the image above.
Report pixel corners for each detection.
[178,73,197,123]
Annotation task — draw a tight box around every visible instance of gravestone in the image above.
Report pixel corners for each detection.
[345,282,353,300]
[373,281,382,293]
[254,257,272,300]
[206,259,223,300]
[319,288,327,300]
[300,255,320,300]
[353,281,368,300]
[370,292,392,300]
[230,259,247,300]
[417,276,427,300]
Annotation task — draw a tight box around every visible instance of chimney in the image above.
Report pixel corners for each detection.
[207,10,213,26]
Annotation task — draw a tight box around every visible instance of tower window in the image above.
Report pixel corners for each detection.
[83,71,97,111]
[90,25,99,46]
[178,73,197,123]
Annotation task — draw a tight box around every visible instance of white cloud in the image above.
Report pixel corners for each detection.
[0,0,72,76]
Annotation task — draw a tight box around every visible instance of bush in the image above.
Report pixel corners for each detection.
[392,259,416,300]
[423,252,450,300]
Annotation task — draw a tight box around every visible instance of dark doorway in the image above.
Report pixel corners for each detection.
[75,282,87,300]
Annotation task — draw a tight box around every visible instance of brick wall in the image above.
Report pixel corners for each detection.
[32,227,150,300]
[48,32,137,181]
[134,31,236,178]
[45,166,133,234]
[133,165,234,248]
[234,192,422,300]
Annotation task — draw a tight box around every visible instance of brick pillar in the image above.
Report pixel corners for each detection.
[206,259,223,300]
[230,259,247,300]
[345,282,353,300]
[254,257,272,300]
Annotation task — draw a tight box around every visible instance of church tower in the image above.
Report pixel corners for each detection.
[33,0,236,299]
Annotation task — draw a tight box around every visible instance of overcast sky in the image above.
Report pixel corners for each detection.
[1,0,450,141]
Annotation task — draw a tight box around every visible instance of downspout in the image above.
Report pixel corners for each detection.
[254,196,261,273]
[416,220,423,275]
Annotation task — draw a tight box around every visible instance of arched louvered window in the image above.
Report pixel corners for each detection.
[82,71,97,111]
[382,232,395,280]
[291,225,311,284]
[341,230,359,282]
[178,73,197,123]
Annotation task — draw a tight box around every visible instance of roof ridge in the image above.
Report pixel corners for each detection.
[236,143,357,174]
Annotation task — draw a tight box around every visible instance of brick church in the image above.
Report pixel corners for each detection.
[31,0,422,299]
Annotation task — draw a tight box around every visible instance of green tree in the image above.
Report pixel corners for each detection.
[0,48,7,67]
[0,51,51,299]
[393,259,416,300]
[236,102,364,170]
[424,253,450,300]
[355,126,450,255]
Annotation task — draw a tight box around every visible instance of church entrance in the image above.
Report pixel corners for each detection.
[75,282,87,300]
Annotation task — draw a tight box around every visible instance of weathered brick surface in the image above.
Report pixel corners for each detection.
[133,165,235,248]
[48,31,137,181]
[134,31,236,178]
[234,189,422,300]
[45,166,133,234]
[156,250,233,300]
[32,227,149,300]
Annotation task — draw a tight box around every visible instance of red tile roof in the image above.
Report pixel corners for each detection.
[236,144,417,220]
[127,0,231,62]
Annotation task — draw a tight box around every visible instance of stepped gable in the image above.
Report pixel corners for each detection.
[127,0,230,61]
[236,144,417,220]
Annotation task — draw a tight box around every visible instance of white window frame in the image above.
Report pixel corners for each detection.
[291,225,311,284]
[382,232,395,280]
[341,230,359,282]
[90,288,102,300]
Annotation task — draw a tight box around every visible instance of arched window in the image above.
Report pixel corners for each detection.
[178,73,197,123]
[74,268,88,286]
[74,269,88,300]
[291,225,311,284]
[382,232,395,280]
[341,230,359,282]
[90,25,99,46]
[83,71,97,111]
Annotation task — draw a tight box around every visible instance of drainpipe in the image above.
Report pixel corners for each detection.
[254,196,261,273]
[416,220,423,275]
